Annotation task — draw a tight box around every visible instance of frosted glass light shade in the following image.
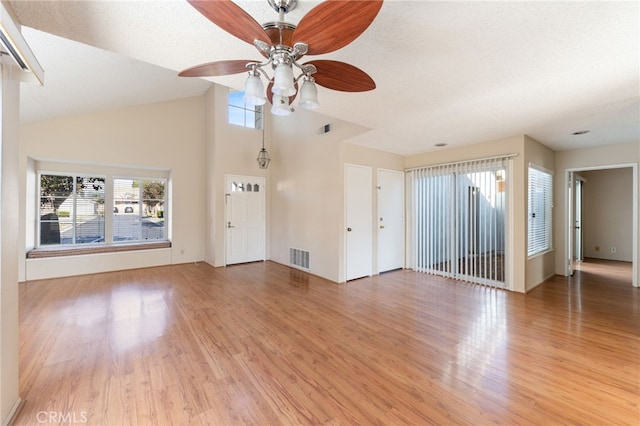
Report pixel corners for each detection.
[271,63,296,96]
[243,74,266,106]
[271,94,291,116]
[298,79,319,109]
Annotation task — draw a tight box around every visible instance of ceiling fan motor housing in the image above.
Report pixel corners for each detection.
[262,22,297,53]
[267,0,297,13]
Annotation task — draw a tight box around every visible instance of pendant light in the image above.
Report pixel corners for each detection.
[256,126,271,169]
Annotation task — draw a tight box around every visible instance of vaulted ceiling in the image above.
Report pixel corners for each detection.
[10,0,640,156]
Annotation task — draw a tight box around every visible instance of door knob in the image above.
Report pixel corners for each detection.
[227,221,234,228]
[347,227,352,232]
[380,225,385,229]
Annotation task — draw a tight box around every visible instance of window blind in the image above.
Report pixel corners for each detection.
[409,155,512,287]
[527,164,553,257]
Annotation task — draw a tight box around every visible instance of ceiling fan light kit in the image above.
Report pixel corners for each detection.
[243,72,267,105]
[271,94,293,116]
[298,77,319,110]
[180,0,383,115]
[272,62,297,97]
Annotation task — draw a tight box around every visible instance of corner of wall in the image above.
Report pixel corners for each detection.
[522,135,556,290]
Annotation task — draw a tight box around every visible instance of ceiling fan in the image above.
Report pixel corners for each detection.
[179,0,383,115]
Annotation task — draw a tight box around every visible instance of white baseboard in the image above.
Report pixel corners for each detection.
[2,398,24,426]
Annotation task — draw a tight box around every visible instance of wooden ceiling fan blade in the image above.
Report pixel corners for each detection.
[179,60,254,77]
[292,0,383,55]
[187,0,270,46]
[307,60,376,92]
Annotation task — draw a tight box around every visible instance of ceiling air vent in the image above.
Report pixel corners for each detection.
[290,248,310,270]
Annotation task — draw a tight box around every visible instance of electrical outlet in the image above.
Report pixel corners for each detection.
[595,245,600,252]
[611,247,616,253]
[180,249,185,255]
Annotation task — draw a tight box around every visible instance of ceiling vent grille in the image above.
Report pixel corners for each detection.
[290,247,310,270]
[318,123,332,135]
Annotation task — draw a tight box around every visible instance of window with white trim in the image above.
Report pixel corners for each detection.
[528,164,553,257]
[113,178,166,242]
[39,174,106,245]
[228,90,263,129]
[38,173,167,247]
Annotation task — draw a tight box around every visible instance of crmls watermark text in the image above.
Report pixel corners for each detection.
[36,411,88,424]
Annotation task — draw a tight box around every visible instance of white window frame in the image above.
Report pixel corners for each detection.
[38,172,106,246]
[228,89,264,129]
[528,163,553,258]
[112,176,168,243]
[36,165,169,248]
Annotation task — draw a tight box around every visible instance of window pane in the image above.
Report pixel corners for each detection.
[528,167,552,256]
[141,180,166,240]
[39,175,73,245]
[228,90,245,108]
[229,105,246,127]
[228,89,263,129]
[113,178,141,242]
[114,178,166,242]
[39,174,106,245]
[75,177,106,244]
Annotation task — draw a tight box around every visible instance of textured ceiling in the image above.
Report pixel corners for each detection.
[10,0,640,156]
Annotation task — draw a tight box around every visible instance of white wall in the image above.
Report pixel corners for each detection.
[269,109,369,282]
[19,96,207,281]
[554,141,639,286]
[582,168,634,261]
[208,85,270,268]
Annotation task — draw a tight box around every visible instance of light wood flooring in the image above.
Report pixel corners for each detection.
[15,259,639,425]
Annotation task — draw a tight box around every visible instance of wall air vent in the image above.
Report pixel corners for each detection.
[318,123,332,135]
[290,248,310,270]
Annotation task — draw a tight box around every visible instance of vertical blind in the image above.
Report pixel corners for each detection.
[527,164,553,256]
[409,155,512,287]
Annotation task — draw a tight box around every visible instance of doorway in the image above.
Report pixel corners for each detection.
[568,172,585,275]
[565,165,638,287]
[224,175,266,265]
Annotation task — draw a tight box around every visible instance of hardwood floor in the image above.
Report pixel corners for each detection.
[15,259,639,425]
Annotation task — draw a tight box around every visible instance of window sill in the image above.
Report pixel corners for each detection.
[527,248,554,260]
[27,241,172,259]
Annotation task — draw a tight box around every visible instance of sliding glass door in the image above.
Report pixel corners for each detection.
[409,157,510,288]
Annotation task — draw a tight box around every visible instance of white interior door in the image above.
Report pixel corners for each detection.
[225,176,265,265]
[377,169,405,273]
[567,171,575,275]
[345,164,372,281]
